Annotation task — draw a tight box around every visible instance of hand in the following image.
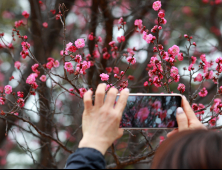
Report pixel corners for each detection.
[79,84,129,155]
[167,96,207,138]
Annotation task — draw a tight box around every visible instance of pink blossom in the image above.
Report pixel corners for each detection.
[200,54,207,63]
[21,42,30,51]
[204,70,214,80]
[168,45,180,57]
[64,62,74,72]
[42,22,48,28]
[14,61,21,69]
[100,73,109,81]
[127,57,136,65]
[144,81,148,87]
[0,97,5,105]
[127,48,135,56]
[170,66,179,77]
[178,53,184,61]
[17,91,24,98]
[40,75,47,82]
[158,11,165,18]
[53,60,60,68]
[75,54,82,63]
[88,33,94,41]
[137,107,150,122]
[216,57,222,64]
[174,75,180,82]
[178,84,185,93]
[153,101,161,110]
[118,17,123,24]
[26,74,36,85]
[143,31,154,44]
[66,42,73,51]
[75,38,85,48]
[93,50,100,58]
[112,51,117,58]
[134,19,143,29]
[32,64,39,73]
[109,41,116,46]
[5,85,12,94]
[46,62,54,70]
[79,88,87,98]
[199,87,208,97]
[188,64,194,71]
[60,50,68,56]
[194,73,203,82]
[22,11,29,18]
[14,112,19,116]
[69,88,75,96]
[17,98,25,108]
[153,1,162,11]
[113,67,119,74]
[191,56,197,64]
[153,76,161,87]
[98,36,102,43]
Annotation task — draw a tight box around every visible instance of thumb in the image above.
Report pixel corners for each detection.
[176,107,188,132]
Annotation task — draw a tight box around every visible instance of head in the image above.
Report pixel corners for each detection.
[151,130,222,169]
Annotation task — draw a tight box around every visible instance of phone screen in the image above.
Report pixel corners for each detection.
[117,95,182,129]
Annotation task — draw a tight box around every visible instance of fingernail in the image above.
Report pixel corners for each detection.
[177,107,184,115]
[183,95,187,100]
[124,88,130,92]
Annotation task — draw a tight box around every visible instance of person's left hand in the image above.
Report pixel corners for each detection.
[79,84,129,155]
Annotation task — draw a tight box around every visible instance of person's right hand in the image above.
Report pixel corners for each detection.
[167,96,207,138]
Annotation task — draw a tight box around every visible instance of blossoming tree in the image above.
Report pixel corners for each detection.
[0,0,222,168]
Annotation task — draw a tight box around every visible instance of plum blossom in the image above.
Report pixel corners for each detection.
[42,22,48,28]
[113,67,119,74]
[100,73,109,81]
[14,61,21,69]
[137,107,150,122]
[204,70,213,80]
[79,88,87,98]
[75,54,82,63]
[5,85,12,94]
[126,57,136,65]
[158,11,165,18]
[178,53,184,61]
[75,39,85,48]
[64,62,74,72]
[17,91,24,98]
[143,31,154,44]
[22,11,29,18]
[118,17,123,24]
[0,97,5,105]
[144,81,148,87]
[170,66,179,77]
[168,45,180,57]
[53,60,60,68]
[178,84,185,93]
[26,74,36,85]
[40,75,47,82]
[17,98,25,108]
[199,87,208,97]
[153,1,162,11]
[134,19,143,29]
[194,73,203,82]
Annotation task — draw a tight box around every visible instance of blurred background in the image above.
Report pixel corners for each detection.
[0,0,222,168]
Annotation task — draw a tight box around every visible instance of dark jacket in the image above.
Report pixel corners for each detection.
[65,148,106,169]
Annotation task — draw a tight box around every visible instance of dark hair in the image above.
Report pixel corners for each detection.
[151,130,222,169]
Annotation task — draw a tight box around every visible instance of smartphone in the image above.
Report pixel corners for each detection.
[116,94,182,129]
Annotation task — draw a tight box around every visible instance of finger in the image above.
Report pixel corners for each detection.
[95,84,106,108]
[104,88,118,108]
[167,129,178,138]
[83,90,93,113]
[176,107,189,132]
[182,96,198,121]
[115,88,129,115]
[117,129,124,139]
